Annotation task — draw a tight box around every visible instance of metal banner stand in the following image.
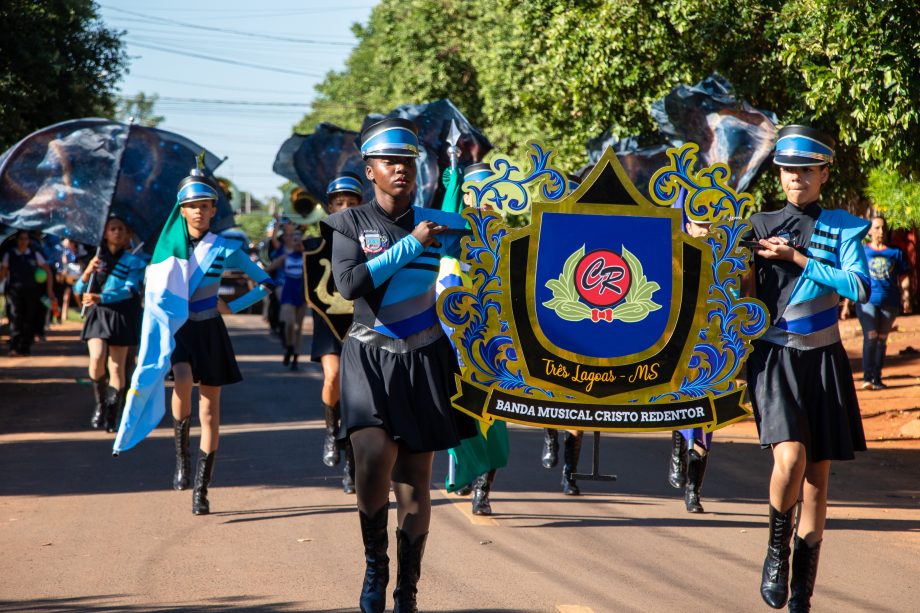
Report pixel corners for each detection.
[571,431,617,482]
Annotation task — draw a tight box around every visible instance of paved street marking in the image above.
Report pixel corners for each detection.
[439,489,499,526]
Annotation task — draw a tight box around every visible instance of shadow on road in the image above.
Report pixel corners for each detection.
[2,424,919,526]
[0,597,533,612]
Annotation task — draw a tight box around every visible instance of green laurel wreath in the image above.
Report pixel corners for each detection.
[543,245,662,323]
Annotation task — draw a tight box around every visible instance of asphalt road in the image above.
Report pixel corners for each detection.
[1,315,918,612]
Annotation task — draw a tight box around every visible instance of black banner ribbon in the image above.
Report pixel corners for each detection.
[452,377,748,433]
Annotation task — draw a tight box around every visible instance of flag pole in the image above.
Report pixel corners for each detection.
[82,116,136,318]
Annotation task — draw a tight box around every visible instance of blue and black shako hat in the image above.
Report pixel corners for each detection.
[462,162,492,188]
[360,118,419,159]
[773,125,835,167]
[326,171,364,198]
[177,167,220,205]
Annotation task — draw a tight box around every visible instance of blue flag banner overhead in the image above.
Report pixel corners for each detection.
[583,74,777,197]
[275,101,492,213]
[0,118,232,249]
[272,123,369,212]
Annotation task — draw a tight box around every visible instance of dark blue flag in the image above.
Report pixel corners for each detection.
[0,118,232,249]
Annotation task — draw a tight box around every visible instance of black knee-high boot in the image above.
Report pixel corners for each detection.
[684,449,708,513]
[192,450,216,515]
[788,536,821,613]
[761,504,796,608]
[561,433,582,496]
[393,528,427,613]
[342,440,356,494]
[172,417,192,490]
[90,377,108,429]
[106,387,128,433]
[102,386,119,433]
[471,470,496,516]
[323,403,341,467]
[359,504,390,613]
[541,428,559,468]
[668,430,687,489]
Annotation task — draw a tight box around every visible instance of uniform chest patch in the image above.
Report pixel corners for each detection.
[360,230,389,254]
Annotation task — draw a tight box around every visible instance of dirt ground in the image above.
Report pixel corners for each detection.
[723,312,920,449]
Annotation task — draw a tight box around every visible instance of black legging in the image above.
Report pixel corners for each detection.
[350,426,433,539]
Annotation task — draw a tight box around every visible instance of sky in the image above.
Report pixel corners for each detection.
[97,1,375,201]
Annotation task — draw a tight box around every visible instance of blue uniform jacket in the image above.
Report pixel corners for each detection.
[187,234,273,319]
[74,251,148,305]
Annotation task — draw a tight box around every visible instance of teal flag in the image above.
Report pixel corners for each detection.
[446,420,510,492]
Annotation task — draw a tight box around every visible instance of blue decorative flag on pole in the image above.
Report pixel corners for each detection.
[112,202,220,454]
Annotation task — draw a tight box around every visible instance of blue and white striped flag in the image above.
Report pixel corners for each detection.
[113,203,218,454]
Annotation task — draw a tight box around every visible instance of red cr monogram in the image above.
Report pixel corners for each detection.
[574,249,631,307]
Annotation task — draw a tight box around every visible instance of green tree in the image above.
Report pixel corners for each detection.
[301,0,920,222]
[116,92,164,127]
[775,0,920,226]
[235,212,273,245]
[296,0,480,133]
[0,1,128,150]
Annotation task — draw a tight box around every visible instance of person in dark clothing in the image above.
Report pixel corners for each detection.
[321,118,475,613]
[745,125,870,612]
[0,231,55,356]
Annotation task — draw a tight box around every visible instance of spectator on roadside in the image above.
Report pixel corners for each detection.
[856,215,912,390]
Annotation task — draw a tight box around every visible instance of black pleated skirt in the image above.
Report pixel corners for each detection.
[81,297,142,346]
[309,313,343,362]
[747,339,866,461]
[339,332,477,452]
[171,316,242,387]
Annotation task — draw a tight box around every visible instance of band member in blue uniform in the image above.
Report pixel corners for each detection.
[322,118,475,613]
[668,217,714,513]
[168,170,274,515]
[74,216,147,432]
[441,162,510,515]
[304,172,364,493]
[745,125,869,612]
[268,228,307,370]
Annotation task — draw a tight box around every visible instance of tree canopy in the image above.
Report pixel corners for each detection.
[297,0,920,226]
[0,0,127,150]
[116,92,164,128]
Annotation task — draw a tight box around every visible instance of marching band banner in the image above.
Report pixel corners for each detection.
[437,143,768,433]
[303,237,354,342]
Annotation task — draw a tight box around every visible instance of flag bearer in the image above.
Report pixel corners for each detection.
[113,164,273,516]
[74,215,146,432]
